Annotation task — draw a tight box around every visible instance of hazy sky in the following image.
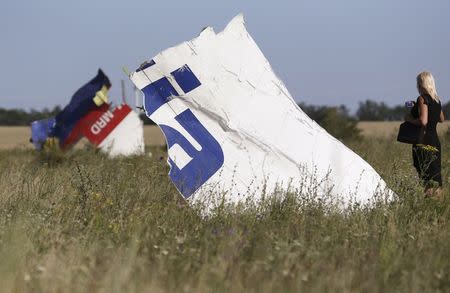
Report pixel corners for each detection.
[1,0,449,111]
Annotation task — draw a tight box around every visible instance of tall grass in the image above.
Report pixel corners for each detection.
[0,137,449,292]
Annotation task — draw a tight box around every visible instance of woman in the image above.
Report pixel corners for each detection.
[406,72,445,196]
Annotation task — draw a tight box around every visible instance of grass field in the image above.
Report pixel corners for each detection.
[0,126,166,150]
[2,122,450,150]
[0,132,449,291]
[357,121,450,138]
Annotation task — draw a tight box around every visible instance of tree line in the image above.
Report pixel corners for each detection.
[299,99,450,121]
[0,106,155,126]
[1,99,450,126]
[356,100,450,121]
[0,106,62,126]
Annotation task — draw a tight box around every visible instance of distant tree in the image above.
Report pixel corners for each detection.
[357,100,387,121]
[298,103,361,142]
[0,105,158,126]
[356,100,407,121]
[387,105,406,121]
[0,106,61,125]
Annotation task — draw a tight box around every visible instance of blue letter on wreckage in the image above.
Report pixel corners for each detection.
[141,64,224,199]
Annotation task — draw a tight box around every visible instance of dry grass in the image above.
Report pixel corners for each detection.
[2,122,449,150]
[0,126,33,149]
[0,135,449,292]
[0,126,166,150]
[357,121,450,138]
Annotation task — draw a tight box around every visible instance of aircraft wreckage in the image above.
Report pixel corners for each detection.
[129,14,394,210]
[31,69,144,157]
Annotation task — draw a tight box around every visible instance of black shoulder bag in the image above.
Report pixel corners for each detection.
[397,98,425,144]
[397,122,424,144]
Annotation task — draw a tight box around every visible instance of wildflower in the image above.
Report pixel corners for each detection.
[92,192,102,201]
[416,144,439,153]
[106,198,113,206]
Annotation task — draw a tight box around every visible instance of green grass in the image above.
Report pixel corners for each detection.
[0,137,449,292]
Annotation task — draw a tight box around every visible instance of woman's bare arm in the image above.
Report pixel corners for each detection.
[406,96,428,127]
[439,110,445,123]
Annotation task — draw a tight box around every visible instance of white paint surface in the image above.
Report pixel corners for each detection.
[130,14,393,210]
[98,110,145,157]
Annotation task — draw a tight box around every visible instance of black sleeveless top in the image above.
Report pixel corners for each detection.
[411,94,441,147]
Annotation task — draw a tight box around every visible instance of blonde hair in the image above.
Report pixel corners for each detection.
[417,71,440,102]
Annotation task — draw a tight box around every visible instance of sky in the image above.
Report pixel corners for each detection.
[1,0,449,112]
